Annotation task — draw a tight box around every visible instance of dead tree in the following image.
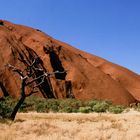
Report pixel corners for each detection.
[6,58,66,121]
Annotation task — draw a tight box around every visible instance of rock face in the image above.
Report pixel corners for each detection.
[0,20,140,105]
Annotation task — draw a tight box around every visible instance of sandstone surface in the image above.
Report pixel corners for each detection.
[0,20,140,105]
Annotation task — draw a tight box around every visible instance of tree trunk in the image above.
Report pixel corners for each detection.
[10,96,25,121]
[10,78,26,121]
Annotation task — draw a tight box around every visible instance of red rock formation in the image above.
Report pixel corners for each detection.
[0,20,140,105]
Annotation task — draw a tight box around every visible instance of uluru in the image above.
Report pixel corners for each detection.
[0,20,140,106]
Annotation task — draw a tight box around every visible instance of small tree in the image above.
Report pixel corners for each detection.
[6,58,66,120]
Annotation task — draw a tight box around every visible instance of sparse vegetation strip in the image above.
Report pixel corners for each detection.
[0,96,127,120]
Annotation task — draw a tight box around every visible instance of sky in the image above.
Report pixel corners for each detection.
[1,0,140,74]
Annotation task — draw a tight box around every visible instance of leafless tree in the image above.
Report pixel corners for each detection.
[6,58,66,120]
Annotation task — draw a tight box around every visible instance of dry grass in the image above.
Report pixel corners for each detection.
[1,110,140,140]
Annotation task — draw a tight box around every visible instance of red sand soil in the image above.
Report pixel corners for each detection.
[0,20,140,105]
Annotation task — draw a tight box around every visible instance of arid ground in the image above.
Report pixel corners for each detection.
[0,110,140,140]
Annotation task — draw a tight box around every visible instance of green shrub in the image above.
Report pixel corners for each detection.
[79,106,92,113]
[45,99,60,112]
[92,101,110,113]
[0,102,12,118]
[36,102,47,113]
[108,105,125,114]
[0,97,17,118]
[59,99,72,113]
[60,106,73,113]
[86,100,99,107]
[59,99,82,113]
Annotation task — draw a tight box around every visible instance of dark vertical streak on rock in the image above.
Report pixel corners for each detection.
[65,81,75,98]
[0,82,9,97]
[43,46,67,80]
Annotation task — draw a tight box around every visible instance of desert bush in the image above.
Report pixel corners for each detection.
[36,102,47,113]
[59,99,74,113]
[92,101,110,113]
[85,100,99,107]
[45,99,60,112]
[0,97,17,118]
[60,106,73,113]
[108,105,125,114]
[79,106,92,113]
[59,99,82,113]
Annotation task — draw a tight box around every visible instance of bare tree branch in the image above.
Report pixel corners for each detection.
[26,74,45,85]
[26,89,38,97]
[34,67,44,71]
[26,70,67,85]
[6,64,24,77]
[33,76,45,88]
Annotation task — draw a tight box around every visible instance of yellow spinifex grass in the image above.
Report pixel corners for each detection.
[1,110,140,140]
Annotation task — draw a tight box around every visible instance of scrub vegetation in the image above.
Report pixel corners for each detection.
[0,96,127,120]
